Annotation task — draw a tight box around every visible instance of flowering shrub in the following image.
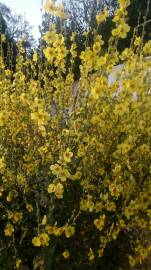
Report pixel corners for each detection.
[0,0,151,269]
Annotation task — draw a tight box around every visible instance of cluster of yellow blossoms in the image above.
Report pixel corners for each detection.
[112,0,131,39]
[44,0,67,19]
[0,0,151,269]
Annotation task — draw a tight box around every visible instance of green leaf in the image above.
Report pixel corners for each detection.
[44,244,57,270]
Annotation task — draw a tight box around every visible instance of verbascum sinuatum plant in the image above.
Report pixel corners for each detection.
[0,0,151,269]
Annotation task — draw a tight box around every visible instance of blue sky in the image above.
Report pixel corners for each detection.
[1,0,43,38]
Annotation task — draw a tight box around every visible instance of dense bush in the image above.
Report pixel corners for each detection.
[0,0,151,269]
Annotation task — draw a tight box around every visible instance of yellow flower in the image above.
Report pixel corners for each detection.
[39,233,50,246]
[134,36,141,47]
[6,192,12,202]
[46,225,54,235]
[4,224,14,236]
[91,85,100,100]
[93,41,103,53]
[114,103,128,116]
[70,43,77,58]
[109,182,123,198]
[64,225,75,238]
[80,196,94,212]
[139,248,148,262]
[117,142,131,155]
[43,30,56,45]
[16,258,22,269]
[26,204,33,213]
[0,156,5,170]
[80,199,88,211]
[98,248,104,257]
[106,201,116,212]
[119,219,126,229]
[42,215,47,225]
[16,173,26,185]
[120,23,130,39]
[31,110,49,127]
[33,52,38,62]
[118,0,130,8]
[7,211,14,219]
[5,69,12,77]
[43,47,55,63]
[62,249,70,259]
[113,164,121,174]
[96,9,108,24]
[62,129,70,136]
[44,0,55,13]
[54,3,67,20]
[94,215,106,231]
[13,212,23,223]
[124,205,135,220]
[50,164,61,176]
[32,236,41,247]
[63,148,73,163]
[53,226,64,236]
[143,40,151,55]
[91,76,107,100]
[88,248,95,261]
[48,183,56,193]
[112,227,120,240]
[54,182,64,199]
[147,209,151,218]
[58,168,70,182]
[112,19,130,39]
[95,201,103,212]
[112,28,119,37]
[1,34,6,42]
[128,255,136,267]
[38,125,46,137]
[32,233,50,247]
[38,145,48,156]
[70,171,82,180]
[77,145,85,157]
[44,0,67,19]
[87,199,94,212]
